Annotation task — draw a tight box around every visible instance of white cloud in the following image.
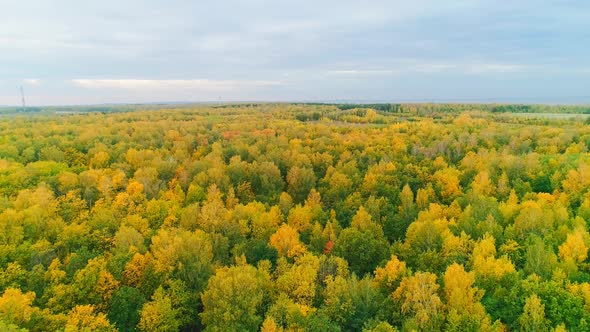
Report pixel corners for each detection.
[467,63,526,74]
[23,78,41,85]
[71,79,282,90]
[414,63,458,73]
[325,69,398,76]
[321,61,527,78]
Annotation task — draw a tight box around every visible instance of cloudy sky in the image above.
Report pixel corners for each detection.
[1,0,589,105]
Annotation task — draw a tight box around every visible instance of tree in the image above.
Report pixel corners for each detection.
[108,286,145,332]
[523,236,557,279]
[393,272,444,331]
[322,275,385,331]
[518,294,549,332]
[287,205,314,234]
[286,166,316,204]
[558,229,588,264]
[334,217,389,277]
[362,321,397,332]
[275,253,320,306]
[432,167,462,203]
[270,224,306,258]
[443,263,493,331]
[70,257,119,311]
[138,288,179,332]
[471,234,516,280]
[0,288,36,327]
[200,263,270,331]
[149,228,213,292]
[65,305,116,332]
[374,255,407,293]
[250,161,284,202]
[472,171,495,197]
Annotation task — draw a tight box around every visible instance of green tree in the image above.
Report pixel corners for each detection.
[108,287,145,332]
[200,263,270,331]
[333,210,389,277]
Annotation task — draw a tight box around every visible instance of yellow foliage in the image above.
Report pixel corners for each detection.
[94,270,119,311]
[559,230,588,263]
[499,190,519,222]
[0,288,36,325]
[351,206,375,231]
[261,316,285,332]
[433,167,462,201]
[123,253,149,287]
[287,205,313,233]
[65,305,115,332]
[374,255,407,290]
[443,263,486,318]
[472,235,516,279]
[46,258,66,283]
[568,282,590,311]
[393,272,444,330]
[276,254,320,306]
[416,184,435,209]
[270,224,306,258]
[442,232,472,262]
[472,171,495,196]
[473,234,497,258]
[126,181,145,197]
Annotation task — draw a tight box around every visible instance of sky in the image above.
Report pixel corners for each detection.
[1,0,589,106]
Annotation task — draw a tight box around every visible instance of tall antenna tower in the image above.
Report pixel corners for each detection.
[20,86,26,111]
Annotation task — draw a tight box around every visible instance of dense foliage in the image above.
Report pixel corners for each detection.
[1,104,590,331]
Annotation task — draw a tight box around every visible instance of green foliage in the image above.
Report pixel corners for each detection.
[200,263,270,331]
[108,286,145,332]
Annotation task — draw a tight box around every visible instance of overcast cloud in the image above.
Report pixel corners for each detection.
[1,0,589,105]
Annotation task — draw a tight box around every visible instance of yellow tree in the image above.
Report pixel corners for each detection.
[472,171,495,197]
[432,167,462,203]
[559,229,589,264]
[65,305,116,332]
[416,184,435,210]
[149,228,213,292]
[374,255,407,292]
[393,272,444,331]
[471,234,516,280]
[287,205,314,233]
[275,253,320,307]
[400,184,414,211]
[0,288,36,326]
[443,263,493,331]
[269,224,306,258]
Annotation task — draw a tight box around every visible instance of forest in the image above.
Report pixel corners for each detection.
[1,103,590,331]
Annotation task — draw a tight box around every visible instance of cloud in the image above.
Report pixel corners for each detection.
[23,78,41,85]
[466,63,526,74]
[325,70,398,76]
[320,61,527,78]
[1,1,589,104]
[71,79,282,90]
[414,63,458,73]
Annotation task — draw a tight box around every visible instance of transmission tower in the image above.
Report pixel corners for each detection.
[20,86,26,111]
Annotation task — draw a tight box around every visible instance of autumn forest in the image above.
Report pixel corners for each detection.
[2,104,590,331]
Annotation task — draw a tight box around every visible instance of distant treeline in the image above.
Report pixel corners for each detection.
[489,104,590,114]
[0,107,43,114]
[2,102,590,117]
[328,103,590,114]
[335,103,402,112]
